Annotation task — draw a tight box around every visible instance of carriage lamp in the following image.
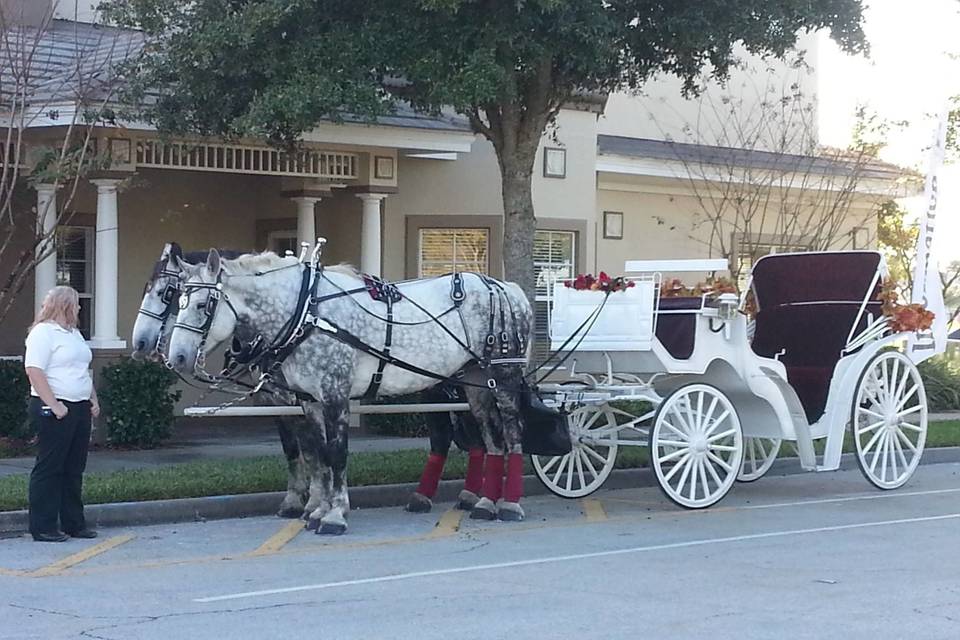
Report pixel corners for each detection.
[717,293,739,322]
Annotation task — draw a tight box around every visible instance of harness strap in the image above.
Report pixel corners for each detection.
[364,294,394,398]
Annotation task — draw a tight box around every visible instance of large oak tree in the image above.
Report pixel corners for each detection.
[103,0,867,301]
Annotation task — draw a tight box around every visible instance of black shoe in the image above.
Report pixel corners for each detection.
[32,531,69,543]
[66,529,98,539]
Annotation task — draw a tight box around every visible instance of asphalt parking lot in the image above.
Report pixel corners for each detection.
[4,462,960,640]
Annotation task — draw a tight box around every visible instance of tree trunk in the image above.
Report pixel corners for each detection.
[498,152,537,304]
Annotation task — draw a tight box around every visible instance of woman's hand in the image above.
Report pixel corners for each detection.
[90,399,101,419]
[52,401,68,420]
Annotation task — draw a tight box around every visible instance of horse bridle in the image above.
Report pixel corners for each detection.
[173,271,241,373]
[135,262,183,355]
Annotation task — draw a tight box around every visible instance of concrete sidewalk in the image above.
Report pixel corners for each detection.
[0,421,428,478]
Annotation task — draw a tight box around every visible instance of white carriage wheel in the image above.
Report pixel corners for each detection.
[851,350,927,490]
[737,437,782,483]
[531,404,619,499]
[650,384,743,509]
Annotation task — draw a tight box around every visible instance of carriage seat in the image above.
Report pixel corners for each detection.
[751,302,882,423]
[656,297,702,360]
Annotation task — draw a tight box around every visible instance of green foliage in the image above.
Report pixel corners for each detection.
[363,393,430,438]
[99,359,182,448]
[919,357,960,412]
[104,0,867,146]
[877,200,917,299]
[103,0,866,295]
[0,361,30,440]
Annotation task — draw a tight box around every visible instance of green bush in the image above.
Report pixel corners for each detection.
[363,393,430,437]
[919,356,960,412]
[99,359,182,448]
[0,361,30,439]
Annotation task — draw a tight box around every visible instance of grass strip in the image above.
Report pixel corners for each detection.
[1,421,958,513]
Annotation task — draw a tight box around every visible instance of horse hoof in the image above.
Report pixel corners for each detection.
[318,522,347,535]
[497,501,525,522]
[305,518,320,531]
[469,497,497,520]
[277,506,303,519]
[405,492,433,513]
[456,490,480,511]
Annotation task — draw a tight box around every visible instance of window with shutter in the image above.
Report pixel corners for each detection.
[533,230,575,365]
[418,228,489,277]
[56,226,94,339]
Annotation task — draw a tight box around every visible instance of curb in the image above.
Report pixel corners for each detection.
[3,447,960,534]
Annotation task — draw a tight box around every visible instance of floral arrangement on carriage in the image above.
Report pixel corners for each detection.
[879,280,936,333]
[659,276,737,299]
[564,271,635,293]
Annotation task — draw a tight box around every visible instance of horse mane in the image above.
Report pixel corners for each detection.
[325,263,361,278]
[224,251,299,275]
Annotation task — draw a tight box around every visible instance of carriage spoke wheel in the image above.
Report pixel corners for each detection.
[650,384,743,509]
[737,437,782,483]
[852,351,927,490]
[531,404,619,499]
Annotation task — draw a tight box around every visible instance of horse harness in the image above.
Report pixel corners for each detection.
[178,263,528,401]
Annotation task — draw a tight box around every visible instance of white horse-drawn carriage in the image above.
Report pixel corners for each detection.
[532,251,931,508]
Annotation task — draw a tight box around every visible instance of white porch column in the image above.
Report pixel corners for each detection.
[357,193,387,276]
[90,179,124,348]
[33,184,59,312]
[293,196,321,250]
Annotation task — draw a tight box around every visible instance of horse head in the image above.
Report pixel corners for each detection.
[167,248,238,373]
[131,242,183,359]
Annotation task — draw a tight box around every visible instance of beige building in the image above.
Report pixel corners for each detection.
[1,4,907,415]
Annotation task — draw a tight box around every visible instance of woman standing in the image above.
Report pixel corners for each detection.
[24,286,99,542]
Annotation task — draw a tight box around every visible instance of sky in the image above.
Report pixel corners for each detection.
[818,0,960,262]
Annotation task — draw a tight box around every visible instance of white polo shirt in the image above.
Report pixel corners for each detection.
[24,321,94,402]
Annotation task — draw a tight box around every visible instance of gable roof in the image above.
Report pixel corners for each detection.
[598,134,906,182]
[1,19,143,105]
[3,19,473,136]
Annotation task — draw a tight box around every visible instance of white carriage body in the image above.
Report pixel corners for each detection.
[542,250,929,503]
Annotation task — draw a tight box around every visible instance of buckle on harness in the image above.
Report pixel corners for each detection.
[485,334,496,346]
[371,371,384,385]
[451,272,465,304]
[486,378,497,389]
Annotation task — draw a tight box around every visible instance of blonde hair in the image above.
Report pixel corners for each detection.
[31,286,80,331]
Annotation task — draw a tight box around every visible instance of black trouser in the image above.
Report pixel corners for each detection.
[28,398,91,535]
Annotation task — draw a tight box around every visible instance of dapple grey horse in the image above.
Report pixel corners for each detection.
[131,243,311,518]
[167,249,532,534]
[133,243,489,519]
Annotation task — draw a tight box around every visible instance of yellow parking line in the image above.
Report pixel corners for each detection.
[428,508,465,538]
[581,498,608,522]
[250,521,304,557]
[28,535,134,578]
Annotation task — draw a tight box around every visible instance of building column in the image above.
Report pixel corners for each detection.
[293,196,321,250]
[90,179,125,348]
[34,184,58,313]
[357,193,387,276]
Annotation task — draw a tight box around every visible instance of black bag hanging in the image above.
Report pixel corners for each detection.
[520,390,572,457]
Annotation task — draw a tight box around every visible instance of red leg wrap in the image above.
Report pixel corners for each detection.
[481,454,505,502]
[464,448,485,494]
[415,453,446,498]
[504,453,524,503]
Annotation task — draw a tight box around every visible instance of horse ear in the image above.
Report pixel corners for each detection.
[206,248,221,275]
[170,242,183,260]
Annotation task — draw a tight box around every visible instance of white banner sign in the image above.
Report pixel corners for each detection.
[908,110,950,361]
